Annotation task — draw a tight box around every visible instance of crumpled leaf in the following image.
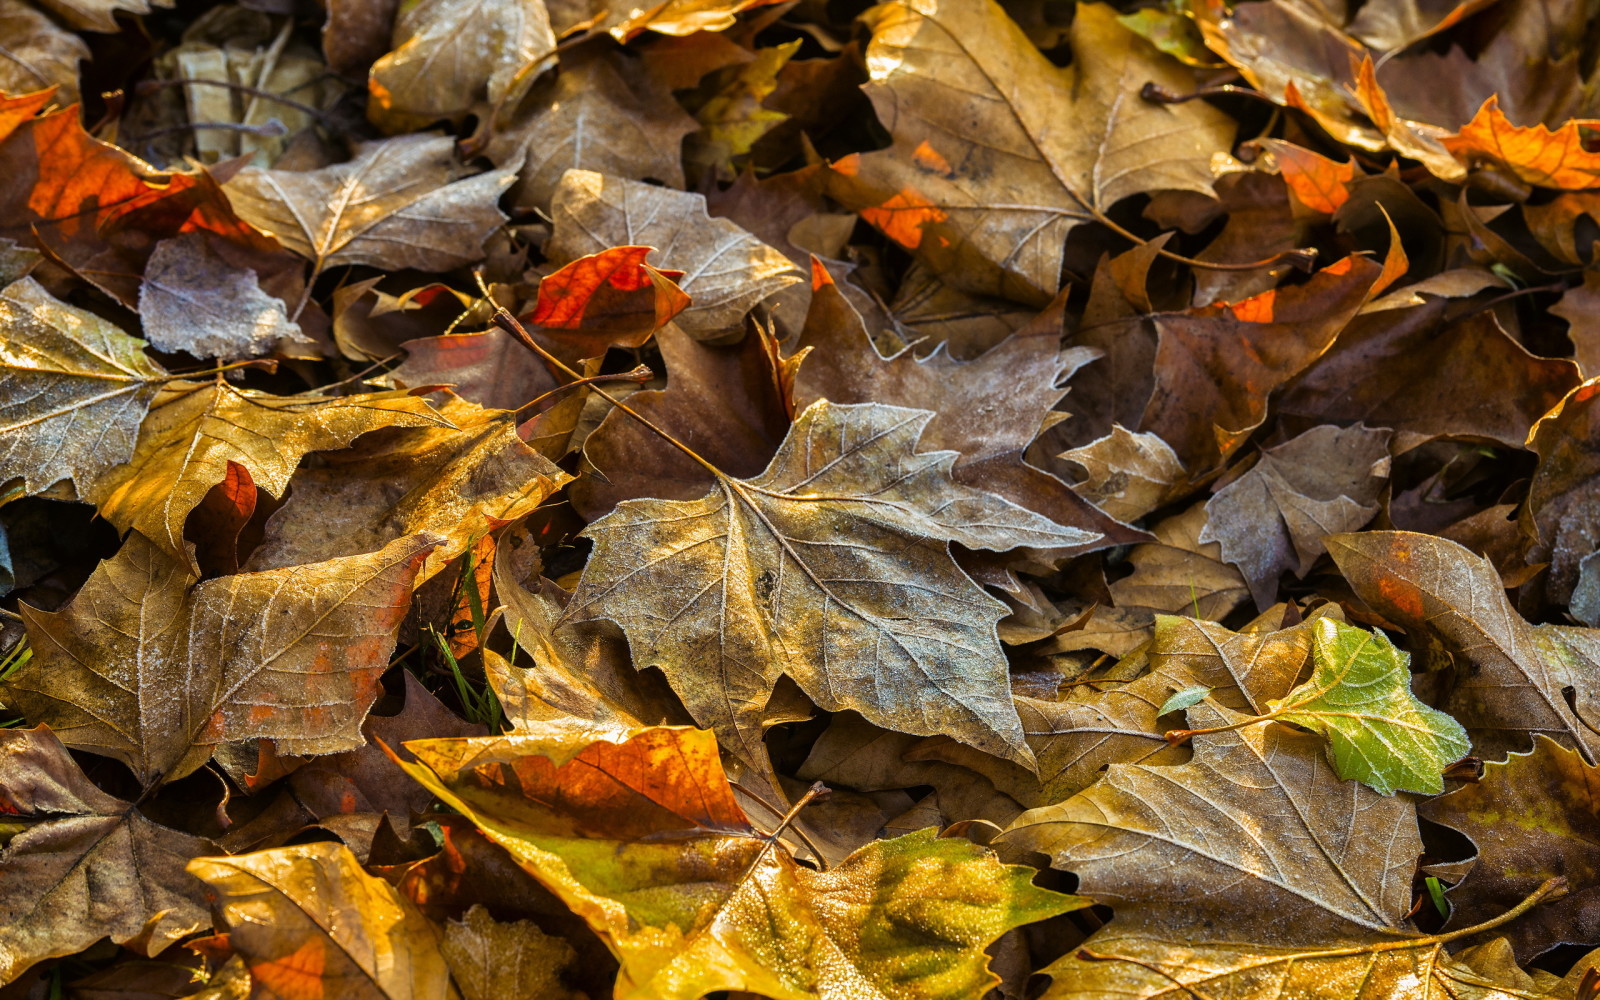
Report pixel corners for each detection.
[1201,424,1391,609]
[528,246,690,356]
[85,379,444,568]
[224,135,515,277]
[566,400,1103,769]
[4,532,437,784]
[829,0,1233,303]
[395,724,1083,1000]
[546,169,800,337]
[34,0,164,32]
[1328,530,1600,764]
[1422,736,1600,962]
[0,276,167,495]
[367,0,555,132]
[485,47,696,212]
[139,233,312,361]
[189,841,453,1000]
[0,3,86,104]
[1522,379,1600,615]
[243,394,569,582]
[1058,426,1187,523]
[442,905,579,1000]
[0,726,211,986]
[1442,96,1600,190]
[1257,617,1470,794]
[391,329,558,413]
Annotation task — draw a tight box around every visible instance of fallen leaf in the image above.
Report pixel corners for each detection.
[1552,272,1600,376]
[485,47,696,212]
[139,233,312,361]
[684,40,798,180]
[0,276,168,495]
[545,169,800,337]
[609,0,788,39]
[1328,530,1600,764]
[1422,736,1600,962]
[243,394,569,582]
[33,0,162,32]
[0,726,211,986]
[1057,425,1187,523]
[391,329,559,413]
[1201,424,1391,608]
[0,3,86,104]
[831,1,1232,304]
[396,723,1083,1000]
[367,0,555,133]
[223,135,516,279]
[1522,379,1600,615]
[86,380,445,568]
[1256,138,1355,214]
[1442,96,1600,189]
[5,532,437,783]
[528,245,690,356]
[189,841,453,1000]
[442,905,578,1000]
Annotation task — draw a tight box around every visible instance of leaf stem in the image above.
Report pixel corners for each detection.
[512,363,654,422]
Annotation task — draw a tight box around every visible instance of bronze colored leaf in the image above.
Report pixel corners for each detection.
[85,379,445,568]
[545,169,800,337]
[189,841,453,1000]
[367,0,555,133]
[1422,736,1600,962]
[0,276,167,495]
[244,394,569,582]
[139,234,313,362]
[0,2,86,103]
[485,48,696,212]
[0,726,211,986]
[1328,530,1600,764]
[1201,424,1391,609]
[564,400,1101,769]
[441,905,579,1000]
[396,724,1082,1000]
[391,330,559,413]
[1522,379,1600,617]
[829,1,1233,303]
[224,135,516,278]
[5,532,438,783]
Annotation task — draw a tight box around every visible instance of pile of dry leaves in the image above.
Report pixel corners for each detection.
[1,0,1599,996]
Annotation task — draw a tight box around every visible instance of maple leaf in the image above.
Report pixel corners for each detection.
[1442,96,1600,189]
[0,276,168,495]
[4,532,438,784]
[564,399,1099,768]
[1328,530,1600,765]
[367,0,555,133]
[189,841,453,1000]
[84,379,445,568]
[527,245,691,357]
[1422,736,1600,962]
[828,0,1233,303]
[242,394,569,583]
[139,234,312,361]
[545,169,800,337]
[394,723,1083,1000]
[1201,424,1391,609]
[223,135,516,280]
[1522,379,1600,620]
[0,726,211,986]
[0,4,86,104]
[390,329,559,413]
[442,905,580,1000]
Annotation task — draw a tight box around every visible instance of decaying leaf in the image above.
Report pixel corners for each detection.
[564,400,1097,768]
[0,726,211,986]
[1523,379,1600,616]
[0,3,86,103]
[395,723,1083,1000]
[189,841,453,1000]
[442,905,579,1000]
[139,234,312,361]
[5,532,437,783]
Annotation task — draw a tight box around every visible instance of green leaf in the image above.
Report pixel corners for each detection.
[1267,618,1469,795]
[1158,685,1213,717]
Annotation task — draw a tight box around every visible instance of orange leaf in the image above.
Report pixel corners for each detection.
[1442,96,1600,190]
[859,186,948,250]
[1258,139,1354,215]
[528,245,690,353]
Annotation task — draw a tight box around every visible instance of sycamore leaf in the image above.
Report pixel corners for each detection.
[1200,424,1391,609]
[243,394,570,582]
[4,532,438,784]
[0,276,167,495]
[546,170,800,337]
[394,724,1083,1000]
[1265,617,1470,795]
[1442,96,1600,190]
[1005,702,1423,945]
[528,246,691,356]
[223,135,515,277]
[391,329,559,413]
[139,234,312,361]
[189,841,453,1000]
[1257,138,1356,215]
[0,3,86,103]
[84,379,445,568]
[442,905,579,1000]
[828,0,1233,303]
[367,0,555,133]
[1422,736,1600,962]
[0,726,211,986]
[485,48,696,212]
[564,400,1098,769]
[1328,530,1600,764]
